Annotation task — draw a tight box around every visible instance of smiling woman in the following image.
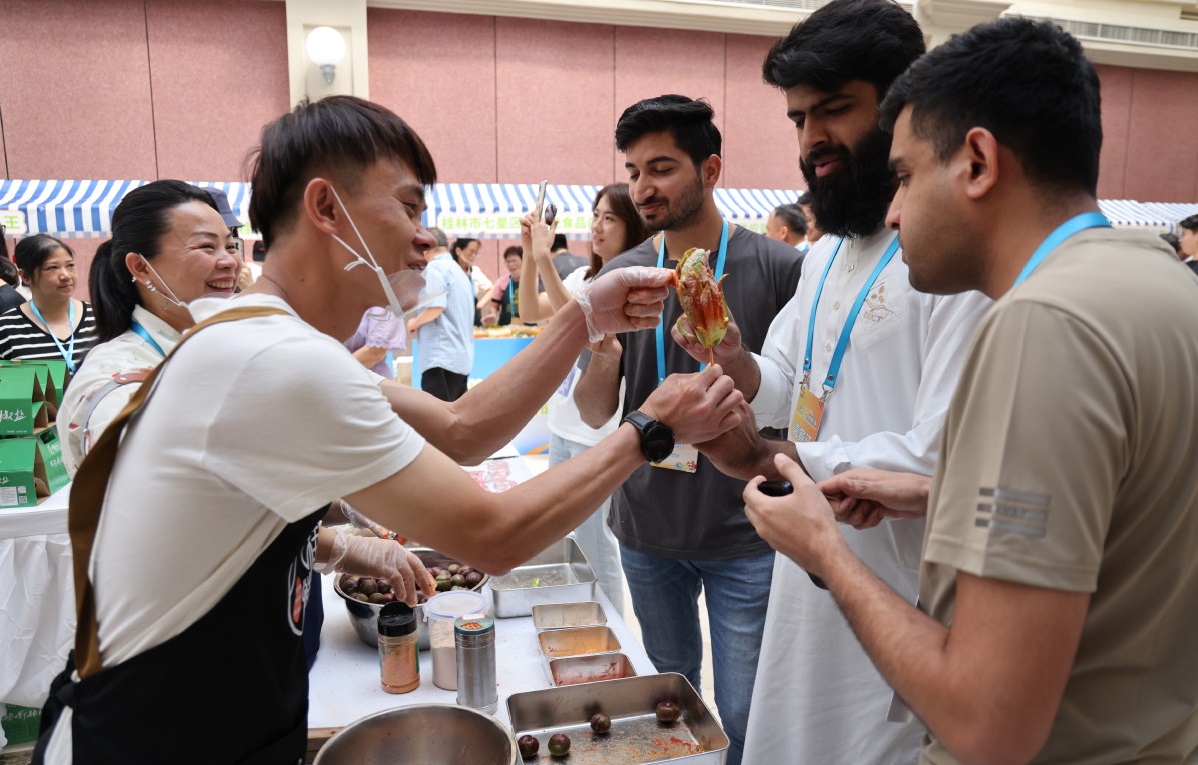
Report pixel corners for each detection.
[0,234,100,371]
[55,180,242,476]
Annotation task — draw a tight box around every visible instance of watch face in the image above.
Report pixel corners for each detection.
[644,423,674,463]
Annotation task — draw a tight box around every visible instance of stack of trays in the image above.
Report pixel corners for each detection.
[533,601,637,686]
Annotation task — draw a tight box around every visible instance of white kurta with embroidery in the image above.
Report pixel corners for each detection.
[56,306,181,477]
[741,227,992,765]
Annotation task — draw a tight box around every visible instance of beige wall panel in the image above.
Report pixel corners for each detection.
[148,0,290,181]
[0,0,157,179]
[722,33,803,191]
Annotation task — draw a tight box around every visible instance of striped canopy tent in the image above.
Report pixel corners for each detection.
[0,180,251,238]
[3,180,1195,239]
[1142,201,1198,228]
[424,183,807,239]
[1097,199,1198,229]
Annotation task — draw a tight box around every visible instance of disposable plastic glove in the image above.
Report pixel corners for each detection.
[321,527,436,606]
[574,265,674,342]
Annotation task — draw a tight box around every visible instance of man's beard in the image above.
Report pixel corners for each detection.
[640,174,705,233]
[800,126,897,239]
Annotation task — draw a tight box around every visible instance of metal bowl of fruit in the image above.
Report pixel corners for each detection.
[333,547,489,650]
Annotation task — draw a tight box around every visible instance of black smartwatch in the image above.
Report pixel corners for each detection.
[622,411,675,463]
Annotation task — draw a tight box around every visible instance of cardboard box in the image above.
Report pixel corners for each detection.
[0,428,69,507]
[0,359,67,414]
[0,365,49,436]
[0,704,41,746]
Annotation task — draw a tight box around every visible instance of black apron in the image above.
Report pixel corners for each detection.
[33,507,325,765]
[32,306,325,764]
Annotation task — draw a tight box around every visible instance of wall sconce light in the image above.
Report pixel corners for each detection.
[305,26,346,84]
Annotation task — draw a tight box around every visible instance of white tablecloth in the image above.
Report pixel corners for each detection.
[307,571,655,731]
[1,449,644,749]
[1,485,73,712]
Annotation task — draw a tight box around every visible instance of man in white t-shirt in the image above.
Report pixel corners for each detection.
[34,96,745,765]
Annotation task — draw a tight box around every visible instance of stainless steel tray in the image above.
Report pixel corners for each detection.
[549,653,637,686]
[507,673,728,764]
[532,601,607,631]
[538,626,621,659]
[489,537,596,618]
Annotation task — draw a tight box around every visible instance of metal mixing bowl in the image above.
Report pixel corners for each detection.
[333,547,488,650]
[314,704,517,765]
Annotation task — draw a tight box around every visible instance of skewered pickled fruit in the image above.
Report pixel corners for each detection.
[673,247,730,363]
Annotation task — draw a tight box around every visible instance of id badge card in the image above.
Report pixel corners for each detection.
[651,443,700,473]
[556,366,576,398]
[788,386,825,443]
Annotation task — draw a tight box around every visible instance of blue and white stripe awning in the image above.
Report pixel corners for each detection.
[1097,199,1198,229]
[3,180,1195,239]
[0,180,252,238]
[425,183,807,239]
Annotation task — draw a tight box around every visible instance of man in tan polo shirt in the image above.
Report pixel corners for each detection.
[739,17,1198,765]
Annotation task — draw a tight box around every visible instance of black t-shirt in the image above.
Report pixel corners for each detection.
[598,227,804,559]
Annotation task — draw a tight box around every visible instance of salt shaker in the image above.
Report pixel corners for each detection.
[455,613,497,713]
[378,602,419,694]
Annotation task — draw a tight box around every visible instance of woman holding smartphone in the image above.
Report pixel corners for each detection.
[518,183,648,614]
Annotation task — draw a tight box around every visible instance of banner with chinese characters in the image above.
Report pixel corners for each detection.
[1,209,27,237]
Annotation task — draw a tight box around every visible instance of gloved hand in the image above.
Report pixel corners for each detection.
[322,528,436,606]
[574,266,674,342]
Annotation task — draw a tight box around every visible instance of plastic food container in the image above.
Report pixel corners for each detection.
[424,590,487,690]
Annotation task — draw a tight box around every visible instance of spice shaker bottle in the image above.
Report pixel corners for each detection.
[424,590,487,690]
[455,613,497,713]
[378,602,419,693]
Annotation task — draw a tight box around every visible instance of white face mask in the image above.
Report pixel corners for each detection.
[328,186,426,319]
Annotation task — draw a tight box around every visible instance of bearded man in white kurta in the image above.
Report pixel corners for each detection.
[672,1,990,761]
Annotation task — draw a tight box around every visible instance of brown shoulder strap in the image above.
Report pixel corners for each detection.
[70,306,290,678]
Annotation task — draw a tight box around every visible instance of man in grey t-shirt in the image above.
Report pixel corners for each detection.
[575,95,802,765]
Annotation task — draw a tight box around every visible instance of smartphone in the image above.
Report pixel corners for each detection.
[756,480,828,590]
[534,180,548,217]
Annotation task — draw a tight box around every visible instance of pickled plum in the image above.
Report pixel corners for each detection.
[517,734,539,758]
[548,733,571,757]
[656,701,681,724]
[590,712,611,733]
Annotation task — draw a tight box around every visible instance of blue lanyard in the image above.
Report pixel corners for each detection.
[28,299,78,372]
[655,220,730,384]
[803,234,900,394]
[1012,212,1111,288]
[130,320,167,358]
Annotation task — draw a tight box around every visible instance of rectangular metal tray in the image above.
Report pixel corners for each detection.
[549,653,637,686]
[507,673,728,764]
[489,537,596,618]
[533,601,607,631]
[538,626,621,659]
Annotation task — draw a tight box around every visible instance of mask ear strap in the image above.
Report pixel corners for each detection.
[328,185,380,270]
[140,256,187,309]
